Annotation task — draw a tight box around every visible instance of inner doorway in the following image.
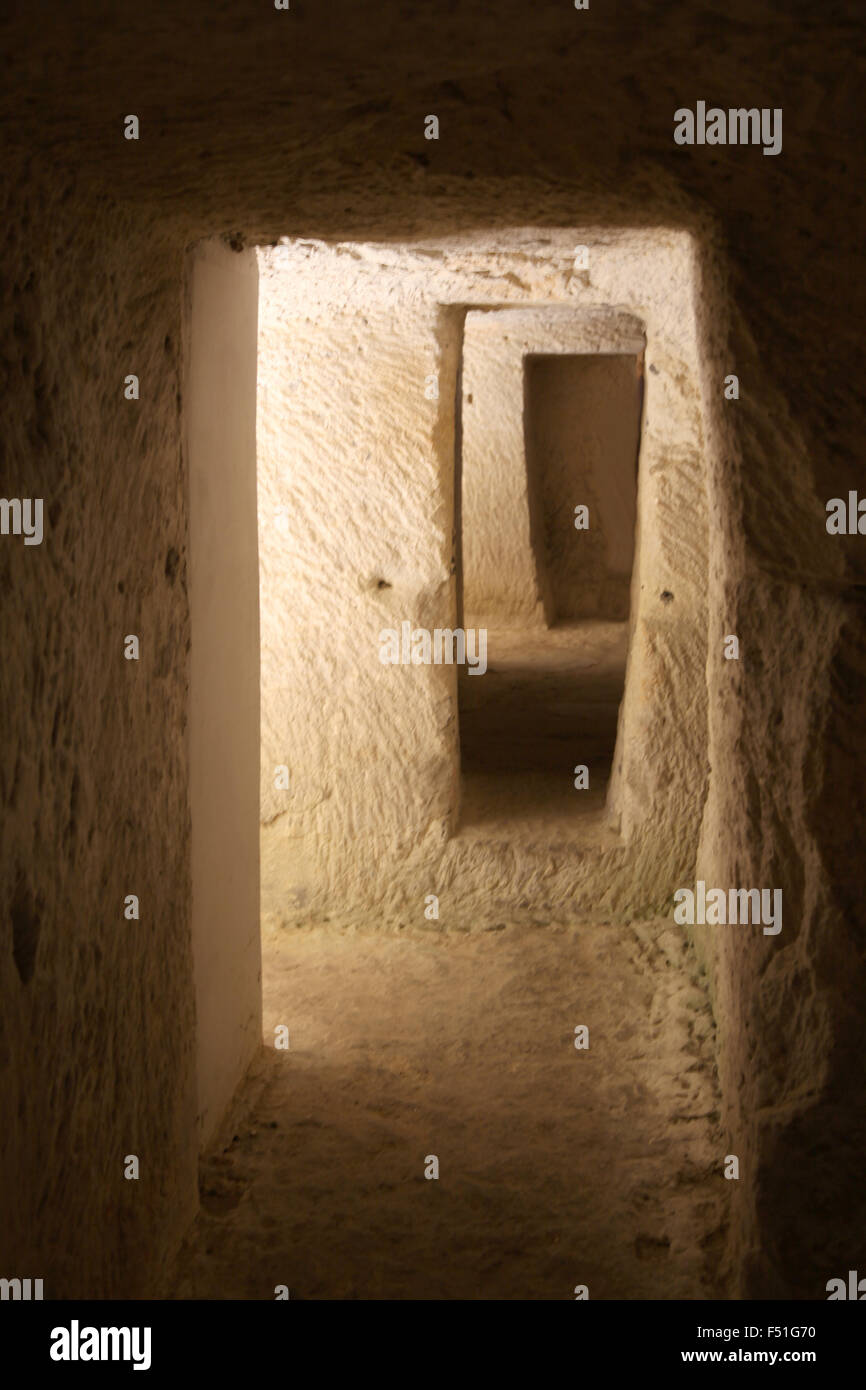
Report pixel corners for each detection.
[457,314,644,833]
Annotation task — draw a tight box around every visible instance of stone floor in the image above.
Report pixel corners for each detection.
[167,918,730,1300]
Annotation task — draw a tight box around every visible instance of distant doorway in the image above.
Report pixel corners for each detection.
[457,312,644,832]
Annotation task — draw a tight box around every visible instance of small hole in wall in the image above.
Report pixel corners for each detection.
[11,871,41,985]
[660,590,674,604]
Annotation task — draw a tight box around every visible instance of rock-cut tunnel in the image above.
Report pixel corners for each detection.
[1,0,863,1310]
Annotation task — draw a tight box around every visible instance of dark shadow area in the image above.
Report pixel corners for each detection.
[524,353,642,624]
[459,624,627,774]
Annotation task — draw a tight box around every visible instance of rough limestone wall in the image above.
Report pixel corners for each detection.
[0,162,198,1297]
[257,230,710,932]
[257,252,460,918]
[693,232,866,1298]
